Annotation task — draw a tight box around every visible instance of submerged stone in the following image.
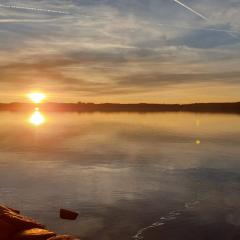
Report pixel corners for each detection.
[59,209,79,220]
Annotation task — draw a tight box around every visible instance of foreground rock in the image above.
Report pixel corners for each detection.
[12,228,56,240]
[60,209,79,220]
[0,205,45,231]
[0,204,80,240]
[0,219,15,239]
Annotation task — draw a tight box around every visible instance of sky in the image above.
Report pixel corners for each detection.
[0,0,240,103]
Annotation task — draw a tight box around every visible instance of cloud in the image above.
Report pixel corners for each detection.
[117,72,240,87]
[170,28,239,48]
[0,0,239,102]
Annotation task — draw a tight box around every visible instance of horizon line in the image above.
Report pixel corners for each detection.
[1,101,240,105]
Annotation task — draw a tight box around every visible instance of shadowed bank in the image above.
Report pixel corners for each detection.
[0,102,239,114]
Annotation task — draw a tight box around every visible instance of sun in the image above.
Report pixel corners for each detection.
[28,92,46,104]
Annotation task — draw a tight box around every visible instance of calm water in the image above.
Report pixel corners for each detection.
[0,111,240,239]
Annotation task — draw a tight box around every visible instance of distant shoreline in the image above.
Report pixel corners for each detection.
[0,102,239,114]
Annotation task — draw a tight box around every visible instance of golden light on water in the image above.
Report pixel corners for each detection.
[28,92,46,104]
[29,109,45,126]
[196,119,200,127]
[196,139,201,145]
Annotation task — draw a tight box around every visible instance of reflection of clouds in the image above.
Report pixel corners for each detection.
[2,111,240,240]
[227,211,240,226]
[0,109,240,197]
[1,155,240,239]
[0,112,239,161]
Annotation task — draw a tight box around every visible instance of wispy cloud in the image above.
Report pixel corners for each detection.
[0,0,239,102]
[157,23,240,35]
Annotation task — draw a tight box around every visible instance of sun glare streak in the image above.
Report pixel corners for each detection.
[28,92,46,104]
[29,109,45,126]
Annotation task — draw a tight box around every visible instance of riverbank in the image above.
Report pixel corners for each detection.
[0,102,239,113]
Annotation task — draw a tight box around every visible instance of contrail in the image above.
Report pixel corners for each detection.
[174,0,208,20]
[173,0,238,38]
[0,4,69,14]
[0,19,53,23]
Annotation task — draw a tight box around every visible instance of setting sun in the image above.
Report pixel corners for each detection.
[28,92,46,104]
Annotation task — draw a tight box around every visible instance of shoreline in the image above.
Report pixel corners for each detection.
[0,102,239,114]
[0,205,79,240]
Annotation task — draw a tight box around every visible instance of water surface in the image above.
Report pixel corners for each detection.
[0,111,239,239]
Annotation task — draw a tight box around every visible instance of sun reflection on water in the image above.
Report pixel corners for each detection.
[195,139,201,145]
[29,108,45,126]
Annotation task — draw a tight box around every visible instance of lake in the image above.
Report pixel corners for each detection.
[0,111,240,239]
